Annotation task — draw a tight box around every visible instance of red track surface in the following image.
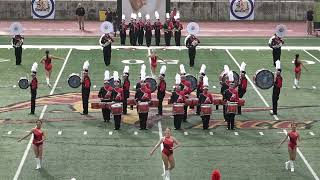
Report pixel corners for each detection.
[0,20,310,37]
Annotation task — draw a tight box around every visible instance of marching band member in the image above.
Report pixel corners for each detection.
[144,14,153,47]
[163,13,173,46]
[170,74,186,130]
[98,70,113,122]
[199,76,213,130]
[179,65,191,122]
[271,60,282,115]
[279,122,301,172]
[238,62,247,114]
[99,33,114,66]
[119,14,127,45]
[293,54,308,89]
[137,12,145,46]
[157,65,167,115]
[122,66,130,114]
[112,71,124,130]
[268,33,284,67]
[136,64,145,90]
[150,127,181,180]
[223,71,239,130]
[30,62,38,115]
[170,8,178,24]
[154,11,162,46]
[173,13,183,46]
[128,13,137,46]
[18,120,46,170]
[81,61,91,115]
[196,64,206,115]
[185,34,200,67]
[220,65,230,112]
[135,68,151,130]
[11,34,24,65]
[40,50,64,88]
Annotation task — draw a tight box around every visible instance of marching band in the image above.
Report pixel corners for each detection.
[11,34,24,65]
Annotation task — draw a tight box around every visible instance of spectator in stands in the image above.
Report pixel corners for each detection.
[76,3,85,30]
[307,10,314,35]
[112,9,119,37]
[105,8,113,23]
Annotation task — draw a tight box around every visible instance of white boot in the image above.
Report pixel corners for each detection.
[166,170,171,180]
[285,161,290,170]
[290,161,294,172]
[35,158,41,170]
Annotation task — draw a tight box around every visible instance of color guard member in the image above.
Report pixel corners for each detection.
[40,50,64,88]
[293,54,308,89]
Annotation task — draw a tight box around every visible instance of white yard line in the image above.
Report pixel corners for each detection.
[226,49,319,180]
[0,59,11,63]
[1,45,320,51]
[304,50,320,63]
[13,48,73,180]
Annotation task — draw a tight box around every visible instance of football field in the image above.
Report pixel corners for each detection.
[0,37,319,180]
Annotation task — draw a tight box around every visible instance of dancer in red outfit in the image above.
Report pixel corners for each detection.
[150,128,181,180]
[211,169,221,180]
[40,50,64,88]
[18,120,46,169]
[293,54,308,89]
[279,123,301,172]
[148,49,164,76]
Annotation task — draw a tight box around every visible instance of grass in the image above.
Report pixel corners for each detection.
[0,37,319,180]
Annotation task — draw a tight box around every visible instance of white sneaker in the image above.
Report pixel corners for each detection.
[293,85,296,89]
[36,164,41,170]
[285,162,289,170]
[291,167,294,172]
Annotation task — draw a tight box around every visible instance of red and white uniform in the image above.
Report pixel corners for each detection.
[114,87,124,102]
[181,79,192,95]
[30,77,38,91]
[32,128,43,147]
[288,131,299,150]
[229,87,239,102]
[294,60,302,74]
[141,86,151,101]
[162,136,174,157]
[44,57,52,71]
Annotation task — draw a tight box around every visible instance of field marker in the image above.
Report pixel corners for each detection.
[13,48,73,180]
[212,85,216,88]
[227,49,320,180]
[7,131,12,135]
[304,50,320,63]
[184,132,189,136]
[259,132,264,136]
[109,131,113,135]
[234,132,239,136]
[83,131,87,135]
[134,131,138,135]
[210,48,213,51]
[71,178,76,180]
[277,131,286,134]
[58,131,62,135]
[13,85,17,88]
[256,49,259,51]
[309,132,315,136]
[209,132,213,135]
[0,59,11,63]
[312,86,316,89]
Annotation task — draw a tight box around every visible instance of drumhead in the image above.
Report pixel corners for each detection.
[185,74,197,91]
[109,77,122,88]
[221,71,239,86]
[111,103,122,107]
[145,77,157,93]
[68,74,81,88]
[18,77,29,89]
[255,69,274,89]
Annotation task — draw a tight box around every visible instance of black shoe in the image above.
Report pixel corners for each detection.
[114,128,120,130]
[29,112,35,115]
[270,112,277,115]
[174,128,180,130]
[80,113,88,115]
[139,128,143,130]
[144,128,148,130]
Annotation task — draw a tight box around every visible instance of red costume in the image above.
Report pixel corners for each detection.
[32,128,43,147]
[181,79,192,95]
[211,169,221,180]
[141,86,151,101]
[114,87,124,102]
[162,137,174,156]
[288,131,298,150]
[202,92,214,104]
[44,57,52,71]
[151,56,157,68]
[294,60,302,74]
[176,89,186,103]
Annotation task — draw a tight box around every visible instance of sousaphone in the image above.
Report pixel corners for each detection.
[275,24,287,38]
[9,22,23,35]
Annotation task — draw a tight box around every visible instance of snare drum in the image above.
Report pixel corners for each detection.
[127,97,136,106]
[101,101,114,109]
[238,99,245,106]
[150,99,159,107]
[68,73,81,88]
[137,102,149,113]
[18,77,29,89]
[226,102,238,114]
[172,103,185,115]
[185,98,192,106]
[200,104,212,116]
[111,103,123,115]
[213,97,223,105]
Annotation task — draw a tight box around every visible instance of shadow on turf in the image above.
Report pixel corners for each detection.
[39,168,57,180]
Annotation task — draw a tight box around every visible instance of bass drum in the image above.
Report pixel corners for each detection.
[254,69,274,89]
[220,71,239,86]
[109,77,122,88]
[18,77,29,89]
[185,74,197,92]
[68,73,81,88]
[145,77,157,93]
